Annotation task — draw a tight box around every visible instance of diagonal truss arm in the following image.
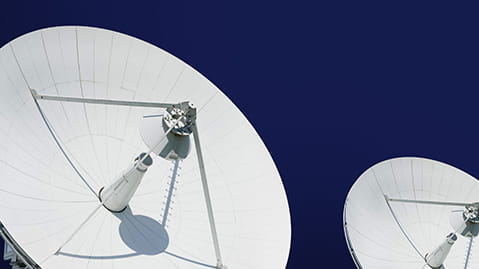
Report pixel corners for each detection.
[464,236,474,269]
[385,195,470,207]
[32,91,97,197]
[191,123,224,269]
[31,89,176,108]
[383,195,424,258]
[55,203,103,254]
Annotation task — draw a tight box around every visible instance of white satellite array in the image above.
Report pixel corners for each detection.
[0,26,291,269]
[344,157,479,269]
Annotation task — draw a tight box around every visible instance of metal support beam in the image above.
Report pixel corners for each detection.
[464,236,474,269]
[31,91,97,197]
[31,89,176,108]
[383,196,423,258]
[55,203,103,254]
[191,123,224,269]
[385,195,470,207]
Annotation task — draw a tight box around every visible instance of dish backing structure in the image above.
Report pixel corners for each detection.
[0,26,291,269]
[344,157,479,269]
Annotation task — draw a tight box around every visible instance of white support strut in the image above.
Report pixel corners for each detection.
[55,203,103,254]
[31,89,176,108]
[464,236,474,269]
[191,123,225,269]
[385,196,470,207]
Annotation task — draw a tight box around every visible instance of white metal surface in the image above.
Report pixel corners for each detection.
[0,26,291,269]
[344,157,479,268]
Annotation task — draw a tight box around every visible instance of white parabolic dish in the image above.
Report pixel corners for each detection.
[0,26,291,269]
[344,157,479,268]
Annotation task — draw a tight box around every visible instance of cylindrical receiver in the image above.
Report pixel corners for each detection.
[100,153,153,212]
[425,233,457,268]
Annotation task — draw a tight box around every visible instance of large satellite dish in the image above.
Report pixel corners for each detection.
[344,157,479,268]
[0,26,291,269]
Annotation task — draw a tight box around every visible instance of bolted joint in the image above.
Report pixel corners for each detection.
[464,202,479,223]
[164,101,197,136]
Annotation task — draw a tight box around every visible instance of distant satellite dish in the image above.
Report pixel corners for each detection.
[344,157,479,269]
[0,26,290,269]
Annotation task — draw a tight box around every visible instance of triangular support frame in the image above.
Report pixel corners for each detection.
[31,89,226,269]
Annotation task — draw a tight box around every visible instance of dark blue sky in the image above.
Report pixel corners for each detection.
[1,1,479,268]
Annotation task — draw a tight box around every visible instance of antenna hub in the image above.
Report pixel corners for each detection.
[464,203,479,223]
[164,101,196,136]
